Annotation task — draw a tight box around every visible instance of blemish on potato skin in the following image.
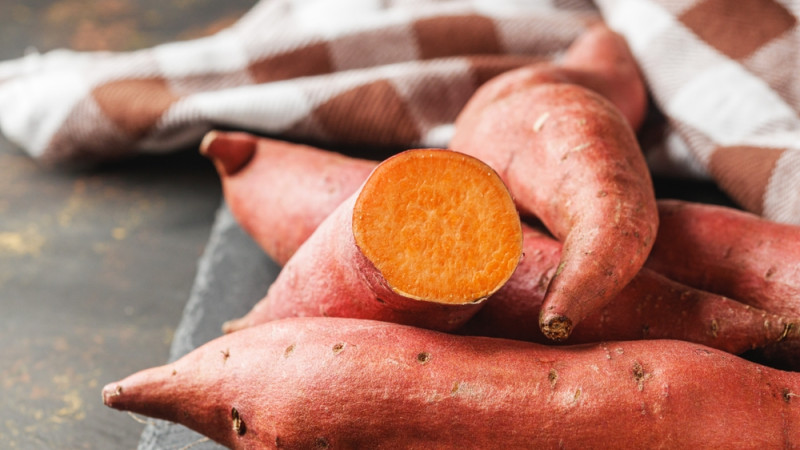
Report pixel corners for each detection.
[632,361,648,391]
[548,369,558,389]
[231,407,246,436]
[709,319,719,338]
[533,112,550,132]
[417,352,432,364]
[284,344,296,358]
[332,343,345,354]
[554,261,566,277]
[765,266,777,280]
[315,437,330,448]
[778,323,795,342]
[221,348,231,363]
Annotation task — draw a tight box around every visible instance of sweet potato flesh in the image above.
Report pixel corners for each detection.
[352,149,522,304]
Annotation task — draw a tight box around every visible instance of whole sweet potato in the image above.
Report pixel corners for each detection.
[451,82,658,341]
[462,226,800,354]
[449,25,657,341]
[103,317,800,449]
[647,199,800,318]
[647,200,800,370]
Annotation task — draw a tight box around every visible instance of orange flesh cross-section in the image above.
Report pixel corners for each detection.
[352,149,522,304]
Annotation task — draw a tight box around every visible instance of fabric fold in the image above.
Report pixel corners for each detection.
[3,0,800,223]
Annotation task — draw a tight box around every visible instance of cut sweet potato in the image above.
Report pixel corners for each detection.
[223,148,522,333]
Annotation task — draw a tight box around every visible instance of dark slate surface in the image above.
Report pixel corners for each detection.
[138,203,278,450]
[0,2,257,448]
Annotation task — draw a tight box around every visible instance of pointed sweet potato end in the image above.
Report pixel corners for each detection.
[200,130,257,176]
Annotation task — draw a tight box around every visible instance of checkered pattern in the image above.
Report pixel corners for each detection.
[598,0,800,224]
[1,0,799,224]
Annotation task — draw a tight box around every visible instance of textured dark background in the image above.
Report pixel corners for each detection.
[0,1,256,448]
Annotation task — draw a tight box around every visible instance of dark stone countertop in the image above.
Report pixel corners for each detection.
[0,2,255,448]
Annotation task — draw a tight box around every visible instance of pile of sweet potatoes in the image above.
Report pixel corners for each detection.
[103,24,800,448]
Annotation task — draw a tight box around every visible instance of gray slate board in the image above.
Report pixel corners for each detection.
[138,202,280,450]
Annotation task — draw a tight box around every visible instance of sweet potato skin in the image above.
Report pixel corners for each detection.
[647,200,800,369]
[103,317,800,449]
[451,82,658,341]
[461,226,799,354]
[647,199,800,317]
[450,23,655,341]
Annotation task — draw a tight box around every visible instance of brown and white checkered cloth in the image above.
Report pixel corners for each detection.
[1,0,799,224]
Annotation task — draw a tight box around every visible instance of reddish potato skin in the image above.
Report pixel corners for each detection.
[202,131,376,266]
[103,317,800,449]
[451,82,658,341]
[646,200,800,370]
[647,199,800,318]
[450,23,655,341]
[461,227,799,354]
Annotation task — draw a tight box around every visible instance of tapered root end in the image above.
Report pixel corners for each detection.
[101,382,124,408]
[200,130,257,176]
[540,314,573,342]
[352,149,523,305]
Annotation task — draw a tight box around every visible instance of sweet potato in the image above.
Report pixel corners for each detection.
[646,200,800,370]
[201,131,376,266]
[448,24,656,341]
[461,225,800,354]
[223,148,523,333]
[647,199,800,318]
[451,85,656,341]
[207,132,799,354]
[103,317,800,449]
